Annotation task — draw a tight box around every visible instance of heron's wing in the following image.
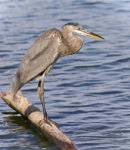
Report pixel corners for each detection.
[18,29,63,84]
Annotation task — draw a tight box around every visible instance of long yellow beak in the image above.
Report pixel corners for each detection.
[74,29,104,40]
[85,31,104,40]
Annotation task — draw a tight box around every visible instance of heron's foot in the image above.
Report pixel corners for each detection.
[43,112,59,128]
[50,119,59,128]
[11,94,18,102]
[44,118,59,128]
[43,110,51,125]
[10,91,22,102]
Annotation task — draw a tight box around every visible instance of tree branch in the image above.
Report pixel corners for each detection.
[0,91,77,150]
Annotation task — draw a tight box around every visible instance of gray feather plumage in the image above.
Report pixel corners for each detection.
[11,29,63,94]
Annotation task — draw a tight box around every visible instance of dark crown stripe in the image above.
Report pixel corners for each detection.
[63,22,80,27]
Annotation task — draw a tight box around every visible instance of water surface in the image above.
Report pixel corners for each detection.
[0,0,130,149]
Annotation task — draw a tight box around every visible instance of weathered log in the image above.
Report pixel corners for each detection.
[0,91,77,150]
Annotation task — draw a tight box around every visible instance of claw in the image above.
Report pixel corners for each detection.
[43,109,59,127]
[50,119,59,128]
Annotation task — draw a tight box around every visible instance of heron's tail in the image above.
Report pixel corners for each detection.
[11,71,23,96]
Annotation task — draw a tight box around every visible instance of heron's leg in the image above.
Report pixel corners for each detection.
[37,73,48,122]
[37,72,59,127]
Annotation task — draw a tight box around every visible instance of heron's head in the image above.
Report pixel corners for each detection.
[63,22,104,40]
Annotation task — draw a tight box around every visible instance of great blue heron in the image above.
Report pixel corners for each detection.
[11,22,104,123]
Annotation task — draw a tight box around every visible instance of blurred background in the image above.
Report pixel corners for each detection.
[0,0,130,149]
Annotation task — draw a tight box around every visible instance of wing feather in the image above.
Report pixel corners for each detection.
[18,29,62,84]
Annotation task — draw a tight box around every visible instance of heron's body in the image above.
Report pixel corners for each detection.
[12,28,83,93]
[11,22,104,123]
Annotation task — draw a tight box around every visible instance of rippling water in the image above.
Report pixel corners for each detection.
[0,0,130,149]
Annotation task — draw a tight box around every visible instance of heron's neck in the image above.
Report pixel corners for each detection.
[62,30,83,55]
